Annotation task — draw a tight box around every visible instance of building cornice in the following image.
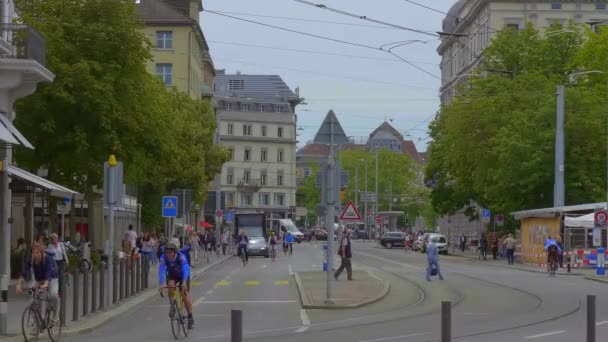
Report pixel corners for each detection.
[221,135,297,144]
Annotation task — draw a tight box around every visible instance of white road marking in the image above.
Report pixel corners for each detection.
[193,296,206,307]
[198,300,297,304]
[524,330,566,339]
[295,309,311,333]
[261,264,268,269]
[357,251,422,270]
[288,265,294,275]
[358,332,430,342]
[597,320,608,326]
[206,289,214,295]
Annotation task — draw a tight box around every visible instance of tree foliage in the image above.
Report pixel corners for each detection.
[13,0,228,228]
[426,23,608,217]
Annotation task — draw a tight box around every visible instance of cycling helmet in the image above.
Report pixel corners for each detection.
[165,242,178,252]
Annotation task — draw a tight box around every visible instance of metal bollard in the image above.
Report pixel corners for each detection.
[119,259,125,300]
[136,258,141,293]
[82,269,89,317]
[231,309,243,342]
[441,301,451,342]
[72,271,79,321]
[112,257,118,304]
[130,259,135,295]
[59,264,67,326]
[91,265,97,313]
[144,256,150,289]
[587,295,596,342]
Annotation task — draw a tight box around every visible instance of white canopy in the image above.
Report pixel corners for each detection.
[564,213,595,228]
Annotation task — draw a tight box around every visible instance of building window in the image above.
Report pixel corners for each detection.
[241,104,249,112]
[505,23,519,31]
[277,171,284,186]
[241,192,253,206]
[228,147,234,160]
[225,192,234,207]
[260,171,267,185]
[260,148,267,162]
[274,193,285,206]
[260,192,270,206]
[258,104,264,112]
[156,31,173,49]
[244,148,251,161]
[155,64,173,86]
[224,102,232,111]
[275,106,284,113]
[277,149,284,162]
[227,123,234,135]
[551,3,561,9]
[277,127,284,138]
[229,79,244,90]
[242,124,252,136]
[303,168,311,177]
[243,170,251,183]
[597,3,606,10]
[227,168,234,185]
[261,126,267,137]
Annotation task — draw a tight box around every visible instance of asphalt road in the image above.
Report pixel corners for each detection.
[60,241,608,342]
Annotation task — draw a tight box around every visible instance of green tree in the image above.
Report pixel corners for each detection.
[426,23,608,217]
[296,163,321,225]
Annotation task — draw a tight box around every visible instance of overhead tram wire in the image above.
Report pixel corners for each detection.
[203,10,441,80]
[400,0,500,33]
[292,0,439,38]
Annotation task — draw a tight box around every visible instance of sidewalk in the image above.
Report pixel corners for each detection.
[294,270,390,309]
[0,254,230,341]
[444,248,595,276]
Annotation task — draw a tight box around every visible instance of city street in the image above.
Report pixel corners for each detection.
[57,241,608,342]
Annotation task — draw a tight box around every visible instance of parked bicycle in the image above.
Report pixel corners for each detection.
[65,242,91,273]
[21,288,61,342]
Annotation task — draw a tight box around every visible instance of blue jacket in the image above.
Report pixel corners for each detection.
[21,254,57,282]
[544,239,562,253]
[285,233,294,244]
[158,251,190,284]
[426,243,439,263]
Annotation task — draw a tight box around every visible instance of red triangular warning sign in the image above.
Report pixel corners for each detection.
[340,200,362,220]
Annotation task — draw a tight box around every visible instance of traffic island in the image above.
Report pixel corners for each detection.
[294,270,390,309]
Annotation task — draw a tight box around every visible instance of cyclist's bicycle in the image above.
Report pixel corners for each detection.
[161,285,188,340]
[238,245,247,267]
[21,288,61,342]
[548,250,559,277]
[270,244,276,262]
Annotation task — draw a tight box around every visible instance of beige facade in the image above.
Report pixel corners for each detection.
[438,0,608,104]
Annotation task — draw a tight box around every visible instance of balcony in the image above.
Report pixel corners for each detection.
[237,178,261,192]
[0,23,47,66]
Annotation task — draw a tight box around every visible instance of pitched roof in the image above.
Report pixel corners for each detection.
[136,0,195,25]
[369,121,404,141]
[313,110,350,144]
[401,140,420,162]
[214,74,299,103]
[297,143,364,156]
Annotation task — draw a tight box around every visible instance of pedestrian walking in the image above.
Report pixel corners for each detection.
[556,236,564,268]
[459,233,467,252]
[491,236,499,260]
[221,229,229,255]
[503,233,516,265]
[479,234,488,260]
[124,224,138,254]
[334,229,352,281]
[426,238,444,281]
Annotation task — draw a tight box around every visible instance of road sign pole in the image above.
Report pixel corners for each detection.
[106,155,117,309]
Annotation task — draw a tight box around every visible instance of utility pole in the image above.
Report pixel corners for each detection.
[0,141,11,334]
[215,113,222,246]
[555,85,565,208]
[375,148,379,238]
[389,180,393,211]
[355,166,358,210]
[364,160,368,240]
[325,114,336,304]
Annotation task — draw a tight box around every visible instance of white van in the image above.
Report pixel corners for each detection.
[279,219,304,243]
[427,233,448,255]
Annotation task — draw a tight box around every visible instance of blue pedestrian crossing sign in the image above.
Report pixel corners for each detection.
[162,196,178,217]
[225,211,233,223]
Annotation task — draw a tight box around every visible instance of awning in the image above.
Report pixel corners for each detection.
[5,164,80,198]
[565,212,596,228]
[199,221,214,228]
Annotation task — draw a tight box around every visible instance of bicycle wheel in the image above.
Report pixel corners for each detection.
[169,300,181,340]
[46,307,62,342]
[80,259,91,273]
[22,307,41,342]
[179,303,189,337]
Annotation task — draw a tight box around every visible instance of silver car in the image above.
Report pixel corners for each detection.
[247,237,269,257]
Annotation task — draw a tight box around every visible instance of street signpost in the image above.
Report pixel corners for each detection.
[339,201,362,221]
[593,208,607,247]
[225,211,233,223]
[496,214,505,227]
[594,210,608,226]
[360,192,377,203]
[162,196,178,217]
[103,155,123,309]
[482,209,491,223]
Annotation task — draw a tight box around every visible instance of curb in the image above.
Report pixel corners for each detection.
[0,256,231,342]
[294,270,390,310]
[445,254,585,276]
[584,276,608,284]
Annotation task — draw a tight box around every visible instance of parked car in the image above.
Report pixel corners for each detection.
[247,237,269,257]
[380,232,406,249]
[313,229,328,240]
[426,233,448,255]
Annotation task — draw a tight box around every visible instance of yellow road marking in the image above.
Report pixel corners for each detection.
[190,281,203,287]
[215,280,231,287]
[193,296,206,307]
[245,280,260,286]
[274,280,289,285]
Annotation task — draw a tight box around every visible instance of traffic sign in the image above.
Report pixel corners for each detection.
[215,209,223,217]
[339,201,362,220]
[496,214,505,226]
[361,192,377,202]
[595,210,608,226]
[482,209,491,223]
[162,196,178,217]
[375,215,381,223]
[367,209,372,216]
[225,211,233,223]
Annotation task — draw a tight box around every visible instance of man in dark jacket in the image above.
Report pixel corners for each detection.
[334,229,352,281]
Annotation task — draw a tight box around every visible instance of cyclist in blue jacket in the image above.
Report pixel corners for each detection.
[159,243,194,329]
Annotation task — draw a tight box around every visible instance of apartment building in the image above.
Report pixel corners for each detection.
[215,71,303,219]
[137,0,215,99]
[439,0,608,104]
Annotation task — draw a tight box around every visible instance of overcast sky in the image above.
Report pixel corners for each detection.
[201,0,456,152]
